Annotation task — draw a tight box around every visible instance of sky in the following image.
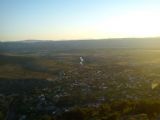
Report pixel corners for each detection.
[0,0,160,41]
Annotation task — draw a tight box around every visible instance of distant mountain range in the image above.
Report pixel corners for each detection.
[0,37,160,53]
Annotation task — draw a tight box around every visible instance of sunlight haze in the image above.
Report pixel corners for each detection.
[1,0,160,41]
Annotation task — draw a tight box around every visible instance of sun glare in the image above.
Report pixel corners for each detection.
[96,11,160,38]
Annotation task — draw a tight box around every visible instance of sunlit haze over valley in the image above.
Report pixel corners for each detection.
[1,1,160,120]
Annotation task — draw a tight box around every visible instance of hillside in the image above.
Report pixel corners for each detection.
[0,38,160,120]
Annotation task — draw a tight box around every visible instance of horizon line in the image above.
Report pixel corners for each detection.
[1,36,160,42]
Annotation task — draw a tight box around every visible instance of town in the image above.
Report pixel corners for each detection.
[0,40,160,119]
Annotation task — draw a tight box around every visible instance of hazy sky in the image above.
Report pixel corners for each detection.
[1,0,160,41]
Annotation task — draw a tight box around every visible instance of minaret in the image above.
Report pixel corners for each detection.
[80,56,84,65]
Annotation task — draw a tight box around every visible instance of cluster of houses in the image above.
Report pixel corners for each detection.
[1,58,160,120]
